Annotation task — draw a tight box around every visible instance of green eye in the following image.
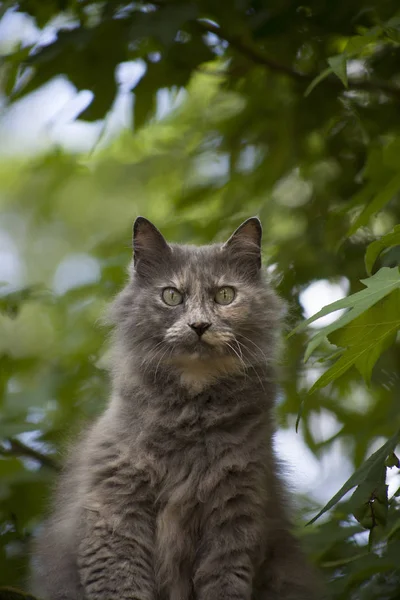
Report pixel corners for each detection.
[215,286,235,305]
[162,287,183,306]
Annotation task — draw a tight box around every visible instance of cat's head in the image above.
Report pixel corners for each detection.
[111,217,282,390]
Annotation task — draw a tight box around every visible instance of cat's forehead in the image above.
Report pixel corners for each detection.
[168,243,227,286]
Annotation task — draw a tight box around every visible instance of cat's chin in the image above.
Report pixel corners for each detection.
[168,338,221,359]
[168,350,215,365]
[168,349,242,379]
[165,351,243,393]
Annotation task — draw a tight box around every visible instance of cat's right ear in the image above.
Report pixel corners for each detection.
[132,217,170,275]
[223,217,262,275]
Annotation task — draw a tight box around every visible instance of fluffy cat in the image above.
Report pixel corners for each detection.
[32,217,323,600]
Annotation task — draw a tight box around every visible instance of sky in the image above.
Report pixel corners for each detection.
[1,8,398,507]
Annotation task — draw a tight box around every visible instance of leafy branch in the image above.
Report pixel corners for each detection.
[196,20,307,81]
[0,439,60,471]
[196,20,400,101]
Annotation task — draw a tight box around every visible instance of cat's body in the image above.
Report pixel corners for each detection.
[32,217,323,600]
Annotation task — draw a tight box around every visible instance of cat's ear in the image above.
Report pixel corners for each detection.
[132,217,170,274]
[223,217,262,272]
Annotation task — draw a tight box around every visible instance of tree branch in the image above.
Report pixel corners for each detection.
[196,20,307,81]
[0,438,60,471]
[196,20,400,101]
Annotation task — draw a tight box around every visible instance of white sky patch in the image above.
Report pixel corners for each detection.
[300,277,349,328]
[0,58,149,155]
[155,87,187,121]
[0,9,39,53]
[53,254,100,295]
[0,230,23,289]
[0,10,148,155]
[309,409,343,445]
[312,438,354,504]
[0,77,99,155]
[275,426,321,496]
[117,60,146,92]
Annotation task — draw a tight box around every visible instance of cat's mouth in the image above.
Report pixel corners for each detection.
[162,329,236,361]
[183,338,217,356]
[167,336,225,361]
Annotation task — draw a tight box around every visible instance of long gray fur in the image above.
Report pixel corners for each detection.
[32,217,323,600]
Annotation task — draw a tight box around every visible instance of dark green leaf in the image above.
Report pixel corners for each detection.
[290,267,400,360]
[308,429,400,525]
[347,173,400,236]
[365,224,400,275]
[309,288,400,391]
[304,67,332,97]
[327,54,348,88]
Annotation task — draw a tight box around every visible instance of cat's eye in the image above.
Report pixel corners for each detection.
[215,286,235,305]
[162,287,183,306]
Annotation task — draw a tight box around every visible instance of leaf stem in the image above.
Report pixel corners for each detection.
[0,438,60,471]
[196,20,400,101]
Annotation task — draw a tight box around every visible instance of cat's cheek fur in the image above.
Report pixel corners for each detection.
[31,219,325,600]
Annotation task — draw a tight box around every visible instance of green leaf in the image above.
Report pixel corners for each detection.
[308,429,400,525]
[344,28,381,55]
[0,422,41,437]
[345,35,373,54]
[290,267,400,360]
[134,36,213,128]
[347,172,400,236]
[309,289,400,391]
[327,54,348,88]
[129,3,198,48]
[385,452,400,468]
[17,21,130,120]
[17,0,65,27]
[365,224,400,275]
[0,285,49,319]
[0,587,38,600]
[304,66,333,97]
[350,463,388,531]
[384,26,400,43]
[304,54,347,98]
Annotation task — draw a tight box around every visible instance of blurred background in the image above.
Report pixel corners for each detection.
[0,1,400,598]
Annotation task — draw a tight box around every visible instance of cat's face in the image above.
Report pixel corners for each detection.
[113,217,281,388]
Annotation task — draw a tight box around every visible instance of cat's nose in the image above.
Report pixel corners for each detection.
[188,322,211,337]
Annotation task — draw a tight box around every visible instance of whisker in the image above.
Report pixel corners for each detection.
[224,342,248,380]
[141,343,167,377]
[153,345,173,381]
[235,333,269,364]
[233,337,266,392]
[140,340,166,368]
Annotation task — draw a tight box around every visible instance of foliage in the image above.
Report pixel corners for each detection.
[0,0,400,598]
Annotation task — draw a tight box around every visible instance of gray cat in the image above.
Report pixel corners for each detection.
[32,217,323,600]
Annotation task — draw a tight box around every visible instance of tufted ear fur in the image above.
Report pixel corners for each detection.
[223,217,262,273]
[132,217,171,276]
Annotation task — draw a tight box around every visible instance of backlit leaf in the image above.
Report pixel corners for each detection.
[308,429,400,525]
[290,267,400,360]
[365,224,400,275]
[327,54,348,88]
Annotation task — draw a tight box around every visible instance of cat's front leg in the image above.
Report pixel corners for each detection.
[193,506,261,600]
[194,551,254,600]
[77,503,156,600]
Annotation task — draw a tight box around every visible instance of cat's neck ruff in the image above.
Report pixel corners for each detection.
[167,353,244,395]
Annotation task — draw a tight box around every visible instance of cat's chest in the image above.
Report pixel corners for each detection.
[141,396,261,506]
[143,397,230,471]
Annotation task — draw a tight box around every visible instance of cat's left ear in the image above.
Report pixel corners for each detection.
[223,217,262,272]
[132,217,171,275]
